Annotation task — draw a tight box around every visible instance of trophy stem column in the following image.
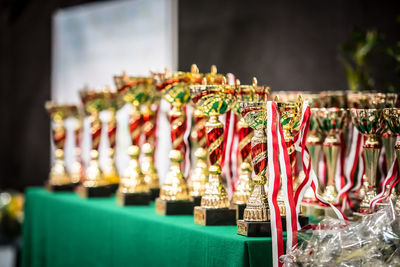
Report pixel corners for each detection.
[321,134,340,204]
[304,134,323,198]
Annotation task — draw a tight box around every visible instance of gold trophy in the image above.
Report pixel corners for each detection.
[141,83,161,200]
[69,108,84,186]
[189,66,225,206]
[230,78,257,220]
[313,108,348,210]
[236,79,271,236]
[384,108,400,211]
[351,108,385,218]
[103,89,122,193]
[114,73,153,205]
[301,94,325,216]
[77,89,112,197]
[155,65,202,215]
[275,96,303,214]
[45,102,79,191]
[190,78,237,225]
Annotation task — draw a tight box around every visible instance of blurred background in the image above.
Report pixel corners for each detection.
[0,0,400,265]
[1,0,400,192]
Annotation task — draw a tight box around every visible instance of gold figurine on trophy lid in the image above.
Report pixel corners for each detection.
[45,102,80,191]
[351,108,385,219]
[103,88,123,193]
[113,72,153,205]
[235,78,272,236]
[155,64,203,215]
[189,65,226,206]
[77,88,112,198]
[384,107,400,212]
[190,76,237,226]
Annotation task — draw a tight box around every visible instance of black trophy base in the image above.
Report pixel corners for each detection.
[155,198,194,215]
[107,183,119,194]
[194,206,236,226]
[150,188,160,200]
[231,203,246,220]
[117,192,151,206]
[76,185,113,198]
[237,216,309,237]
[237,220,272,237]
[45,182,78,192]
[192,196,202,207]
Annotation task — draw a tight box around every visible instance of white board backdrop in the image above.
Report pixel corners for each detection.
[52,0,177,183]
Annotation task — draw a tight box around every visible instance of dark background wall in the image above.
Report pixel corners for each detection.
[1,0,399,191]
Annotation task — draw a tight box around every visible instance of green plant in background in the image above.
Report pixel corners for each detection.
[341,28,380,92]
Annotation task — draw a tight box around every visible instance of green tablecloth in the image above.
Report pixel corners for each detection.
[22,188,275,267]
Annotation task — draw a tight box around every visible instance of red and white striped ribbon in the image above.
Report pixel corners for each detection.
[370,154,399,208]
[183,105,193,178]
[266,101,284,267]
[352,137,365,192]
[221,110,236,196]
[337,127,362,203]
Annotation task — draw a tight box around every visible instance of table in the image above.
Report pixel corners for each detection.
[22,188,276,267]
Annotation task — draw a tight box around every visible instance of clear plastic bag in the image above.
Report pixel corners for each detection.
[280,201,400,266]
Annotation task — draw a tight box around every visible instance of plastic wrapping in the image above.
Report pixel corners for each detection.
[280,202,400,266]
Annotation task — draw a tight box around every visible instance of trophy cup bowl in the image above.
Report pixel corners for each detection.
[351,108,385,215]
[190,83,237,226]
[45,102,78,191]
[312,107,348,205]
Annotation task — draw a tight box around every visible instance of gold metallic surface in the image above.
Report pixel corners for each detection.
[83,150,108,187]
[118,146,149,194]
[232,162,253,205]
[382,134,396,172]
[313,108,349,204]
[189,148,208,198]
[49,149,70,186]
[45,102,79,186]
[237,82,270,221]
[243,183,269,221]
[200,165,230,209]
[159,150,190,201]
[351,108,385,212]
[142,143,160,190]
[103,148,119,185]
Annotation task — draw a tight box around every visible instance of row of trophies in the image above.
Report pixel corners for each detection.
[45,64,400,237]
